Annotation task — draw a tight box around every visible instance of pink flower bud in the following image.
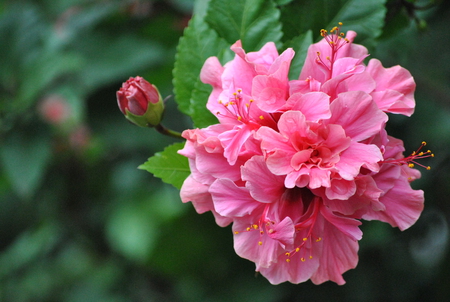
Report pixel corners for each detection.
[116,76,164,127]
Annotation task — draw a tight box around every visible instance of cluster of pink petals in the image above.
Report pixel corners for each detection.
[178,29,424,285]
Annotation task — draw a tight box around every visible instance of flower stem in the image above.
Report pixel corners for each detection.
[155,124,183,139]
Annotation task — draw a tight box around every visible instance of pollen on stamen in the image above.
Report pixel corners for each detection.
[258,241,263,246]
[381,141,434,170]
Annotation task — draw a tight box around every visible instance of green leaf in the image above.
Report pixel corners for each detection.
[205,0,283,51]
[173,15,229,116]
[139,142,190,189]
[0,133,52,199]
[190,80,218,128]
[284,30,313,80]
[280,0,387,45]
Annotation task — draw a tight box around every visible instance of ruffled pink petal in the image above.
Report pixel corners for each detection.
[324,178,357,200]
[257,126,295,175]
[328,91,388,142]
[310,207,360,285]
[180,175,232,227]
[336,142,382,180]
[366,59,416,116]
[218,124,255,165]
[241,156,286,204]
[210,178,260,217]
[231,40,279,75]
[308,168,332,189]
[364,165,424,230]
[287,92,331,121]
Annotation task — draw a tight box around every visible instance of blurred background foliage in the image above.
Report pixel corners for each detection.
[0,0,449,301]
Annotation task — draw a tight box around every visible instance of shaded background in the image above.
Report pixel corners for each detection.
[0,0,449,301]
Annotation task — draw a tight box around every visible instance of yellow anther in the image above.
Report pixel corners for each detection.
[426,166,431,170]
[431,153,435,157]
[309,256,313,259]
[234,231,239,234]
[326,56,331,60]
[316,237,322,242]
[340,32,345,36]
[422,141,427,145]
[258,241,263,246]
[303,237,307,241]
[295,247,300,252]
[338,22,343,26]
[408,163,415,168]
[260,231,264,234]
[285,252,291,257]
[245,103,249,108]
[253,224,258,229]
[259,115,264,120]
[246,227,251,231]
[237,116,242,121]
[301,257,306,262]
[286,258,291,263]
[237,89,242,92]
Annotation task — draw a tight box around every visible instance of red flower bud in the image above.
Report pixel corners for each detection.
[117,76,164,127]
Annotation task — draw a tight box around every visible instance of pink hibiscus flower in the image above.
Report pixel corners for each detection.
[178,24,428,285]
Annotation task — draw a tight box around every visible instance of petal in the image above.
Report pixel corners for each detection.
[288,92,331,121]
[324,178,357,200]
[311,210,360,285]
[336,142,382,180]
[364,165,424,230]
[200,56,224,87]
[328,91,388,142]
[180,175,232,227]
[241,156,286,203]
[366,59,416,116]
[210,179,260,217]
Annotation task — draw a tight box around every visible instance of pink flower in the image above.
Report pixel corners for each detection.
[178,24,427,285]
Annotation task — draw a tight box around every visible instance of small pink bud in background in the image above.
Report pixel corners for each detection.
[117,76,164,127]
[39,94,70,125]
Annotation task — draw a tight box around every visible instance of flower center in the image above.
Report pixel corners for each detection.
[216,88,263,124]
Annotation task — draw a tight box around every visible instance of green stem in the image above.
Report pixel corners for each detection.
[155,124,183,139]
